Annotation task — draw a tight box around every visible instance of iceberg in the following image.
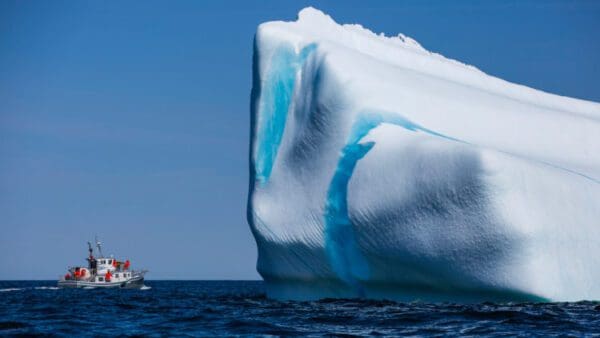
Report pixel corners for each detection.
[248,7,600,302]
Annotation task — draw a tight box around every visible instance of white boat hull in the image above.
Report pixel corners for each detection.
[58,275,145,289]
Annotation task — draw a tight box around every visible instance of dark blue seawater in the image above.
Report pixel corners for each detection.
[1,280,599,336]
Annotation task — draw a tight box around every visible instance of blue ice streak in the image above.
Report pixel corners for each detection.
[255,44,317,185]
[324,111,459,296]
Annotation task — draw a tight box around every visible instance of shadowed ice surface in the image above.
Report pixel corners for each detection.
[1,281,599,336]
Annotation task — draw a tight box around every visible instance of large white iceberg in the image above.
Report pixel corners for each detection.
[248,7,600,302]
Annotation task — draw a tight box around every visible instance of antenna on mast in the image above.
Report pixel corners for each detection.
[95,235,104,258]
[87,241,94,257]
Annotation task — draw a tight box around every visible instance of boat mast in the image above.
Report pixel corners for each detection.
[95,236,104,258]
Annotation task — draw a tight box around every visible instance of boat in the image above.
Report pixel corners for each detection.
[58,238,147,289]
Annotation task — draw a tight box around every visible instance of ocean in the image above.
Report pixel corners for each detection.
[1,280,599,336]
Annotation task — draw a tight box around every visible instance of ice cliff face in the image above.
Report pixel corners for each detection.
[248,7,600,302]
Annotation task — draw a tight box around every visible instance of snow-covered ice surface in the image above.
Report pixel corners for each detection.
[248,7,600,302]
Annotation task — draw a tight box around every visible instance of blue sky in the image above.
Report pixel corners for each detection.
[1,0,598,279]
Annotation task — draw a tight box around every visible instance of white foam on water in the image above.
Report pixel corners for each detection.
[0,288,22,292]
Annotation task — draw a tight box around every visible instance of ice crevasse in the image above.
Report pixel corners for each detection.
[247,7,600,302]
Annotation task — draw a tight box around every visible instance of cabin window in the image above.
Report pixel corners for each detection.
[115,274,119,278]
[108,259,112,264]
[98,277,104,282]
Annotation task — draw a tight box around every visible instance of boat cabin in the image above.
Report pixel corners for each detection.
[94,271,133,283]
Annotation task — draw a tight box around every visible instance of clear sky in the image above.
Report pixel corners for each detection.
[1,0,598,280]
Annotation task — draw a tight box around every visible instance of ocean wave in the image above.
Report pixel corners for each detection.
[0,288,22,292]
[1,281,599,335]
